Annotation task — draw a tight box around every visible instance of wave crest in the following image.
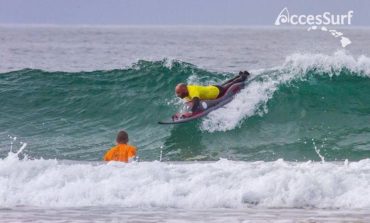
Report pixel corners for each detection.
[201,51,370,132]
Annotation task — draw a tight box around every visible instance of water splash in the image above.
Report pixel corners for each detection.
[312,139,325,163]
[201,51,370,132]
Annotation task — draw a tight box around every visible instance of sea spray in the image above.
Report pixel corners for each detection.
[0,155,370,208]
[312,139,325,163]
[201,51,370,132]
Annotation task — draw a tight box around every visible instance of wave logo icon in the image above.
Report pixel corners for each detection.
[274,7,353,26]
[275,7,290,25]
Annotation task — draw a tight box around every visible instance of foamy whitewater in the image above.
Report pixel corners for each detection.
[2,148,370,209]
[202,51,370,132]
[1,26,370,222]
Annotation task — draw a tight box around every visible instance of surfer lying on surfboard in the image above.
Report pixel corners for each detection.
[158,71,249,124]
[175,71,250,113]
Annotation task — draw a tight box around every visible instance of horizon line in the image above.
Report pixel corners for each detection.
[0,23,368,29]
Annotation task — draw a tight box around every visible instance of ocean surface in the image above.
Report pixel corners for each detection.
[0,25,370,222]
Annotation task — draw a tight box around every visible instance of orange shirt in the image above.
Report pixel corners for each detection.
[103,144,137,162]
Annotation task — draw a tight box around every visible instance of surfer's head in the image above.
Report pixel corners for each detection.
[116,130,129,144]
[175,83,188,99]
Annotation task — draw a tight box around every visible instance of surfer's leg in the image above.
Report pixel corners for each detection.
[221,71,250,87]
[214,85,225,98]
[240,71,250,81]
[221,78,235,86]
[221,75,240,86]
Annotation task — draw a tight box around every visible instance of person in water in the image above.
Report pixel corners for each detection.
[103,130,137,162]
[175,71,250,112]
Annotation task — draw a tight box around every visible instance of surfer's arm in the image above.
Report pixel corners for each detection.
[103,148,115,161]
[128,146,137,162]
[191,97,201,113]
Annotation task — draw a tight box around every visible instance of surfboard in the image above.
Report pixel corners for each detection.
[158,82,245,124]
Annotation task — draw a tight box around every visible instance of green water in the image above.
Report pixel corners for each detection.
[1,60,369,161]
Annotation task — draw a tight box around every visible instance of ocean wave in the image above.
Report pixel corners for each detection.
[201,51,370,132]
[1,150,370,209]
[1,53,370,161]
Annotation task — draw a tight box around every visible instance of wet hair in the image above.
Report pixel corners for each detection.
[175,83,188,98]
[177,83,187,88]
[116,130,129,144]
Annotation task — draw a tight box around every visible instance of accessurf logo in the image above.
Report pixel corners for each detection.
[274,7,353,48]
[275,7,353,26]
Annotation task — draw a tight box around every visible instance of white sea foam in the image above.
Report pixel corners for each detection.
[201,51,370,132]
[1,151,370,209]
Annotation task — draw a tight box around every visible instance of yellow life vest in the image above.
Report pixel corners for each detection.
[184,85,220,101]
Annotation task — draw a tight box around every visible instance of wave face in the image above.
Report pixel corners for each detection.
[1,52,370,161]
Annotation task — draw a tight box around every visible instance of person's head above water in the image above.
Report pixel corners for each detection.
[116,130,129,144]
[175,83,188,99]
